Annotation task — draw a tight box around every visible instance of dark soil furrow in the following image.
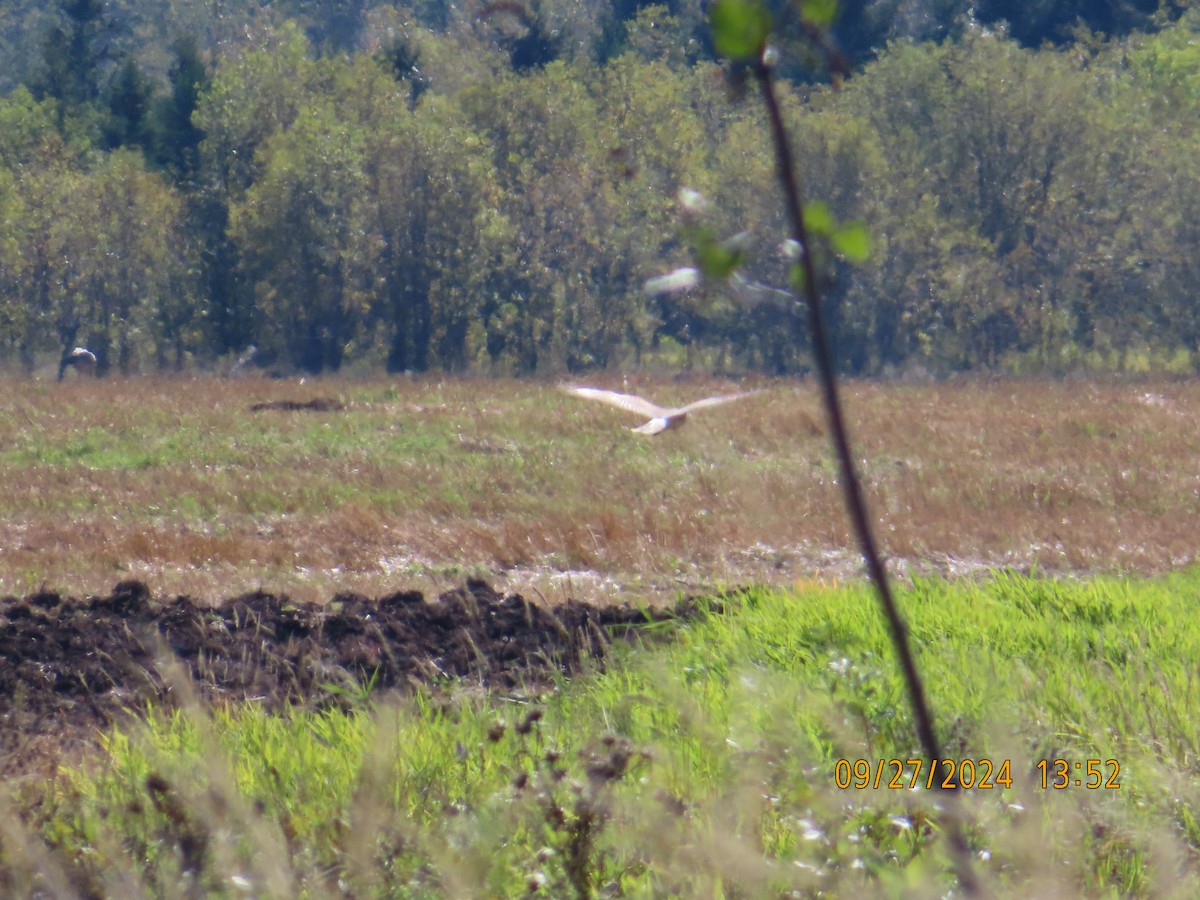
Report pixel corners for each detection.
[0,578,701,773]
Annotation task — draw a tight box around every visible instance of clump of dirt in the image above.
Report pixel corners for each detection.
[0,579,705,773]
[249,397,346,412]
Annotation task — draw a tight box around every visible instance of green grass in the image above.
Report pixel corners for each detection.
[16,571,1200,897]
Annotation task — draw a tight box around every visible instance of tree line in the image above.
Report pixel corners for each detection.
[2,1,1200,376]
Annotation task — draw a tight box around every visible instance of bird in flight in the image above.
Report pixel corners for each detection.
[643,266,794,310]
[562,385,761,435]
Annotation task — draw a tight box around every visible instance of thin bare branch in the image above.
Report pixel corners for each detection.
[750,55,983,896]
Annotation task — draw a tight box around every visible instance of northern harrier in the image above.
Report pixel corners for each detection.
[58,347,96,381]
[562,385,761,436]
[643,267,793,310]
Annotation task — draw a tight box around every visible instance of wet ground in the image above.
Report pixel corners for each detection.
[0,579,705,774]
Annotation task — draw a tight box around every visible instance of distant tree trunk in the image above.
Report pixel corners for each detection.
[386,316,411,373]
[438,317,469,371]
[412,285,432,372]
[55,319,82,380]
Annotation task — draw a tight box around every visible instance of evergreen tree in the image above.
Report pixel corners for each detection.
[151,35,208,181]
[974,0,1160,46]
[378,35,429,110]
[101,57,154,151]
[32,0,114,131]
[479,3,560,72]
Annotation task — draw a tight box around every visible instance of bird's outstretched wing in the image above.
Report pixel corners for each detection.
[643,267,701,297]
[730,273,793,309]
[633,418,672,436]
[562,386,670,419]
[676,391,762,415]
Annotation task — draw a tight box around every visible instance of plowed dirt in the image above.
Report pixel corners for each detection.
[0,579,704,774]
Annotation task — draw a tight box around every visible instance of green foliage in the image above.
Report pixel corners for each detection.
[800,0,840,28]
[831,222,871,263]
[101,57,154,151]
[32,0,110,113]
[0,87,61,167]
[149,34,208,180]
[1,8,1200,375]
[230,96,372,372]
[691,224,746,279]
[193,22,318,197]
[709,0,772,61]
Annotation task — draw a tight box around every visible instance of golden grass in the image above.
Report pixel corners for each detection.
[0,374,1197,605]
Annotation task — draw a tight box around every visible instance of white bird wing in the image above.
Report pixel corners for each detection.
[675,391,762,415]
[730,272,793,308]
[632,418,672,436]
[643,267,701,297]
[562,386,671,419]
[721,230,755,254]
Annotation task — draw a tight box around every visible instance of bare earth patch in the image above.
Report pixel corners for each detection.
[0,579,703,776]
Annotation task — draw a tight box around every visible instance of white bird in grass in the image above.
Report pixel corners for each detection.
[562,385,762,436]
[58,347,97,380]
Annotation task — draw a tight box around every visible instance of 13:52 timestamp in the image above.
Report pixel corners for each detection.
[1037,759,1121,789]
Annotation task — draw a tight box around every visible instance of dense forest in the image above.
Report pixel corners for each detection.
[1,0,1198,376]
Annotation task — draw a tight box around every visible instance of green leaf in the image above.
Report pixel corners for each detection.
[803,201,834,236]
[684,224,747,280]
[799,0,839,28]
[789,262,807,294]
[831,220,872,263]
[709,0,773,62]
[696,234,744,280]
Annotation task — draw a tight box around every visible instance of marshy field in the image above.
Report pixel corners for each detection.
[3,374,1200,896]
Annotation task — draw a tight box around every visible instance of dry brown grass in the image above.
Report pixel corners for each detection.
[0,374,1197,605]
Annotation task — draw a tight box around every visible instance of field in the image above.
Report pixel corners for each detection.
[4,374,1198,603]
[3,374,1200,896]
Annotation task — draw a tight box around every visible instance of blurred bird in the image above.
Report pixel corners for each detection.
[643,266,793,310]
[562,385,761,436]
[642,226,795,310]
[642,266,702,297]
[229,344,258,377]
[58,347,96,381]
[728,272,794,309]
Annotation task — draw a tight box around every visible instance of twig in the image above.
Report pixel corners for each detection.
[751,56,983,896]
